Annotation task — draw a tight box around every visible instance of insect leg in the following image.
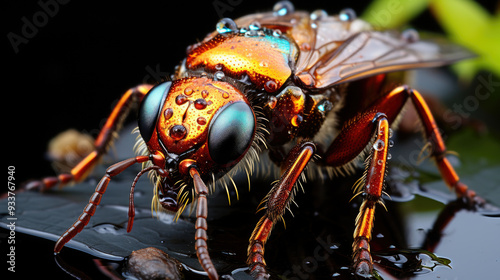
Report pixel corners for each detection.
[409,89,482,205]
[26,85,153,192]
[247,141,316,279]
[352,114,390,276]
[54,155,150,253]
[189,167,219,280]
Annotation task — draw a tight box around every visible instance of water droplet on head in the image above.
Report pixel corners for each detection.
[175,94,188,105]
[401,28,419,43]
[389,128,394,138]
[272,29,282,37]
[339,8,356,21]
[273,1,295,16]
[197,117,207,125]
[310,9,328,21]
[170,125,187,140]
[373,139,385,151]
[222,92,229,99]
[259,60,269,67]
[389,140,394,147]
[387,153,392,160]
[377,159,383,165]
[215,63,223,71]
[194,98,208,110]
[216,18,238,34]
[184,87,193,96]
[201,89,209,98]
[164,108,173,120]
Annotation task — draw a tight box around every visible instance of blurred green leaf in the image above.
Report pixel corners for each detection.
[363,0,500,80]
[430,0,500,79]
[362,0,430,28]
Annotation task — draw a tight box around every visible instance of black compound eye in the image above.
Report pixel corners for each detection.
[138,81,171,143]
[208,102,255,165]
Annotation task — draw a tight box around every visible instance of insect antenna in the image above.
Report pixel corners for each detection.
[128,165,167,232]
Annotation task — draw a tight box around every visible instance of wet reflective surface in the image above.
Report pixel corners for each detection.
[1,133,499,279]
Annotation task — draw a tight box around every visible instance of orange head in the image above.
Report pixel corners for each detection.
[137,77,256,211]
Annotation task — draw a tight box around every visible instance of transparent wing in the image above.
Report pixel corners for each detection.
[296,30,475,89]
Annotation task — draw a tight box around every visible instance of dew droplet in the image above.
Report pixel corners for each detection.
[197,117,207,125]
[264,80,278,92]
[373,139,385,151]
[310,9,328,21]
[291,114,303,127]
[245,30,259,37]
[184,87,193,96]
[401,28,419,43]
[387,153,392,160]
[273,1,294,16]
[194,98,208,110]
[259,60,269,67]
[389,140,394,147]
[175,94,188,105]
[164,108,173,120]
[339,8,356,21]
[216,18,238,34]
[170,125,187,140]
[249,21,261,31]
[201,89,209,98]
[377,159,383,165]
[214,71,225,80]
[317,100,333,113]
[389,128,394,138]
[215,63,223,71]
[222,92,229,99]
[267,96,277,109]
[272,29,282,37]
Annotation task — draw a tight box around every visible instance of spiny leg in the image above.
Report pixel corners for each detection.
[189,168,218,280]
[352,114,390,276]
[54,155,151,253]
[321,85,482,276]
[248,142,316,279]
[26,85,153,192]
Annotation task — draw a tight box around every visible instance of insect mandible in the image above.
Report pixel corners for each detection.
[26,1,485,279]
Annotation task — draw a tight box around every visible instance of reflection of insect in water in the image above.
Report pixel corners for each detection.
[27,1,485,279]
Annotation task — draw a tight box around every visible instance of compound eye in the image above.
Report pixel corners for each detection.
[208,102,255,165]
[138,81,171,143]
